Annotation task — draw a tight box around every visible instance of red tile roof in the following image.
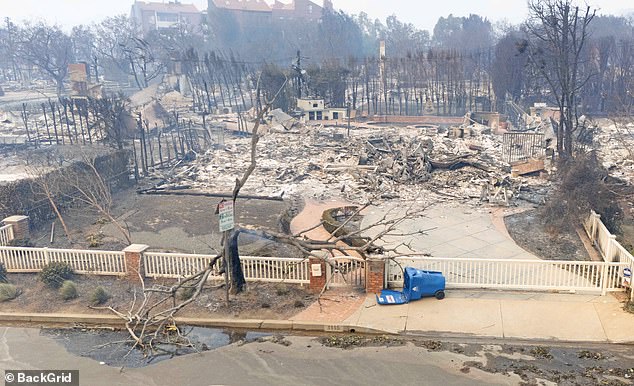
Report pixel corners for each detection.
[133,1,200,14]
[271,1,294,10]
[211,0,272,12]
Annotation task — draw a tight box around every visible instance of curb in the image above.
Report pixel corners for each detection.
[1,313,631,344]
[401,329,634,346]
[0,313,390,335]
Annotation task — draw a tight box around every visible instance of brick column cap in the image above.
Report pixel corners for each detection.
[123,244,149,253]
[3,215,29,223]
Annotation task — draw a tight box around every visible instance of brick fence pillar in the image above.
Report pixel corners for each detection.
[2,215,30,241]
[309,257,327,293]
[123,244,149,282]
[365,257,385,294]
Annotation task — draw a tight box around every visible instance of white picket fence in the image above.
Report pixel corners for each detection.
[386,257,628,294]
[0,246,126,275]
[0,209,629,295]
[242,256,310,284]
[584,210,634,266]
[143,252,310,284]
[383,210,634,295]
[0,224,13,246]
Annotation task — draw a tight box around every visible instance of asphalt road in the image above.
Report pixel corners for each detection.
[2,327,634,385]
[0,327,515,386]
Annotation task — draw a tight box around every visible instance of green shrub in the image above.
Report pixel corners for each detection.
[275,284,290,296]
[85,233,104,248]
[0,283,18,302]
[90,286,110,306]
[178,286,196,301]
[8,238,33,247]
[59,280,78,300]
[39,262,74,288]
[0,262,7,283]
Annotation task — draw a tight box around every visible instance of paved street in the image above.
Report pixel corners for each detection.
[0,327,515,386]
[2,327,634,386]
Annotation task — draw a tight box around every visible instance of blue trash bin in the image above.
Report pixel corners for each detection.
[377,267,446,305]
[404,267,446,300]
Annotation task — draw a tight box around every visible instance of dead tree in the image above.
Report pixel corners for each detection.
[526,0,596,159]
[15,22,73,97]
[221,77,289,296]
[25,149,131,245]
[54,151,132,244]
[26,161,73,243]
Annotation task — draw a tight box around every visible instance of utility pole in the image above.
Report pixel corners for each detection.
[296,50,301,99]
[292,50,308,98]
[347,101,351,137]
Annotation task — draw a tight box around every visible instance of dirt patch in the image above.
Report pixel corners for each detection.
[618,221,634,253]
[0,273,315,320]
[505,209,590,261]
[29,186,302,257]
[318,334,406,349]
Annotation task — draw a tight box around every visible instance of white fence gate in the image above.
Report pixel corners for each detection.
[387,257,628,295]
[384,211,634,295]
[0,209,629,296]
[326,257,365,289]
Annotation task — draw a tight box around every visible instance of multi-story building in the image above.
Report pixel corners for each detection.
[208,0,272,29]
[271,0,326,22]
[131,1,203,35]
[208,0,331,27]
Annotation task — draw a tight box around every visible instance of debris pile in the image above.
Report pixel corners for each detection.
[148,121,554,208]
[0,77,563,208]
[362,136,432,184]
[593,118,634,184]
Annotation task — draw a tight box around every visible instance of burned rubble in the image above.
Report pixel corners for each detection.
[0,84,570,211]
[593,118,634,184]
[149,120,552,208]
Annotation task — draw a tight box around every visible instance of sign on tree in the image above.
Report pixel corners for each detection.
[218,200,234,232]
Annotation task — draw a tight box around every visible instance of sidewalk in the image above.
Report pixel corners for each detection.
[2,290,630,343]
[338,290,634,343]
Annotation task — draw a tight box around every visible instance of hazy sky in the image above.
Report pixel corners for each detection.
[0,0,631,32]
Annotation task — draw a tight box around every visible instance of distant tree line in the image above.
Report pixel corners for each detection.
[0,5,632,119]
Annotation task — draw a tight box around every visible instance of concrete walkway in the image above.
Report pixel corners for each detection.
[340,290,634,343]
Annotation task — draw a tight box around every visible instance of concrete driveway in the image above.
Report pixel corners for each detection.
[362,202,538,260]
